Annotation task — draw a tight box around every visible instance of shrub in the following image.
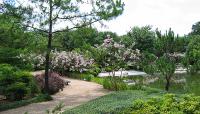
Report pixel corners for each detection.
[103,77,128,91]
[81,74,94,81]
[103,78,112,89]
[5,82,29,101]
[0,64,17,91]
[91,77,104,85]
[121,94,200,114]
[51,50,93,74]
[12,71,39,100]
[0,64,39,100]
[34,72,65,94]
[36,94,53,102]
[88,64,101,76]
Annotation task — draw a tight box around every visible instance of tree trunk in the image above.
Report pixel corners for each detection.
[44,0,53,93]
[165,76,170,91]
[120,68,123,78]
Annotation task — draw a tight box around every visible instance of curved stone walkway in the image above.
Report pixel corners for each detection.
[1,78,110,114]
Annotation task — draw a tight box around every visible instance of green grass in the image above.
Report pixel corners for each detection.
[0,94,52,112]
[63,90,164,114]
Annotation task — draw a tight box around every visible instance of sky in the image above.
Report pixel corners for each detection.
[96,0,200,36]
[1,0,200,36]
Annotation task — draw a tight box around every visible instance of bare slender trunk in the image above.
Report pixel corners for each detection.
[165,76,171,91]
[44,0,53,93]
[112,70,115,77]
[120,68,123,78]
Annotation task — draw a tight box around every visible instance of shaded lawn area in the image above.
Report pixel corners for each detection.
[63,90,164,114]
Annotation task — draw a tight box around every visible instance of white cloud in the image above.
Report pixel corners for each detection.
[96,0,200,36]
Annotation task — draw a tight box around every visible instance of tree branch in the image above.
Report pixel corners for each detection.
[25,25,48,33]
[53,18,102,33]
[57,12,96,20]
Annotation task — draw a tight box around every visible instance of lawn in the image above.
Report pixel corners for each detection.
[63,90,164,114]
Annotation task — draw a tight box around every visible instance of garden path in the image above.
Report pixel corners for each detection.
[1,71,110,114]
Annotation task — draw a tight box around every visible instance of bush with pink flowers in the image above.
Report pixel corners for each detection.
[50,50,94,75]
[34,72,65,94]
[94,35,141,76]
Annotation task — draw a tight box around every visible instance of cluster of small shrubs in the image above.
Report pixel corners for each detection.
[0,64,39,101]
[34,72,65,94]
[103,77,129,91]
[102,77,163,91]
[88,64,101,76]
[121,94,200,114]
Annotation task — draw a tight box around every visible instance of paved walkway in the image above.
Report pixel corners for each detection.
[1,78,110,114]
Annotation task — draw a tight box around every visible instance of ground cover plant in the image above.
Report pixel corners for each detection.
[121,94,200,114]
[63,90,164,114]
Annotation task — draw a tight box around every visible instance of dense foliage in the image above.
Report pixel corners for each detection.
[126,26,155,53]
[0,64,39,101]
[121,94,200,114]
[0,48,33,70]
[190,21,200,35]
[184,35,200,73]
[103,77,128,91]
[143,29,179,91]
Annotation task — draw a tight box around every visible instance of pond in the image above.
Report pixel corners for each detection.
[126,73,200,95]
[149,74,200,95]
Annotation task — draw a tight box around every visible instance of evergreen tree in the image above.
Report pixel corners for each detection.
[2,0,124,93]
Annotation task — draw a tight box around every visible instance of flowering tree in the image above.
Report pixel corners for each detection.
[20,51,93,75]
[97,35,141,77]
[51,50,93,75]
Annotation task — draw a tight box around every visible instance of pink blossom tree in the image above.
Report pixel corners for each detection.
[97,35,141,77]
